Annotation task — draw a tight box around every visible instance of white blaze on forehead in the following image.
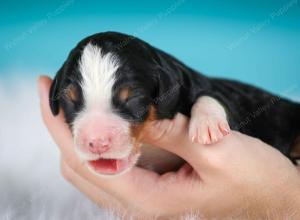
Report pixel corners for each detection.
[73,43,132,163]
[79,43,119,110]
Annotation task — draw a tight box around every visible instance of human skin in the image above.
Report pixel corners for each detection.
[38,75,300,219]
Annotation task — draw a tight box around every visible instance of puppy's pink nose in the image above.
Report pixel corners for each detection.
[88,138,111,154]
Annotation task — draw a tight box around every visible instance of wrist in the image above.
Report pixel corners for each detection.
[291,186,300,218]
[246,171,300,219]
[280,186,300,219]
[283,170,300,218]
[264,175,300,219]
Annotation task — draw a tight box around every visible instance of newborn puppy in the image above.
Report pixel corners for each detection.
[50,32,300,176]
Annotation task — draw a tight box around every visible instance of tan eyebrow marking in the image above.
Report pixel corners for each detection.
[65,84,78,102]
[119,87,132,101]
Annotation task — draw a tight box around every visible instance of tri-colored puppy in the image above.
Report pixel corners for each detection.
[50,32,300,176]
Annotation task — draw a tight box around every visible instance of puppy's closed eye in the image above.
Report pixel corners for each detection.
[127,95,151,120]
[115,89,152,122]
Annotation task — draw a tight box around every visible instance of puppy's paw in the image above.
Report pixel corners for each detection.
[189,115,230,144]
[189,96,231,145]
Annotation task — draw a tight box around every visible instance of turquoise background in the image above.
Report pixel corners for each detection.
[1,0,299,96]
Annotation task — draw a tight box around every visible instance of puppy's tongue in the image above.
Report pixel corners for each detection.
[88,158,130,175]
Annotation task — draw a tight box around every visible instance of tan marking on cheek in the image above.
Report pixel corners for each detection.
[65,85,78,102]
[130,105,157,151]
[119,87,132,101]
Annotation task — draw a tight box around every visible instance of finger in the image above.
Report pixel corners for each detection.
[143,114,189,153]
[62,152,160,200]
[62,152,182,214]
[143,113,206,168]
[61,157,192,218]
[38,75,74,155]
[60,158,126,211]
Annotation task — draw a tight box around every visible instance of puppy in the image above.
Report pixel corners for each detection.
[50,32,300,176]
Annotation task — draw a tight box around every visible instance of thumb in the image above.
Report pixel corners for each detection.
[38,75,74,154]
[143,113,204,164]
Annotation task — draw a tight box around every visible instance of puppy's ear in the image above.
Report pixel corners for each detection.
[49,68,64,116]
[154,68,181,118]
[49,76,60,115]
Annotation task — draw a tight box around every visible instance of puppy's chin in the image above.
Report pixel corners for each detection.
[85,152,140,177]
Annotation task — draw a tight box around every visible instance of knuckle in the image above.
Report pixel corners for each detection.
[68,157,82,174]
[60,157,82,181]
[205,152,226,168]
[60,162,73,181]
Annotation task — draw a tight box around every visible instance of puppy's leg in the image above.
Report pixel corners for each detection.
[189,96,230,144]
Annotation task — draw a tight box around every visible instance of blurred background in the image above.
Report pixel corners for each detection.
[0,0,299,219]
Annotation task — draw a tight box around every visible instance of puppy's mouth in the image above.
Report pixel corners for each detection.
[86,153,139,175]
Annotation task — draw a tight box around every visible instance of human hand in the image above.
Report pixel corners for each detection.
[38,75,168,218]
[143,114,300,218]
[39,75,300,219]
[39,75,195,219]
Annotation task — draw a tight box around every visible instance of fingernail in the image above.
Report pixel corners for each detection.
[221,124,230,133]
[191,135,195,142]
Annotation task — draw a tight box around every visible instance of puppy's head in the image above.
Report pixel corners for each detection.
[49,32,181,176]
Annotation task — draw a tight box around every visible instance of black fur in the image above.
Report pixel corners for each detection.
[50,31,300,160]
